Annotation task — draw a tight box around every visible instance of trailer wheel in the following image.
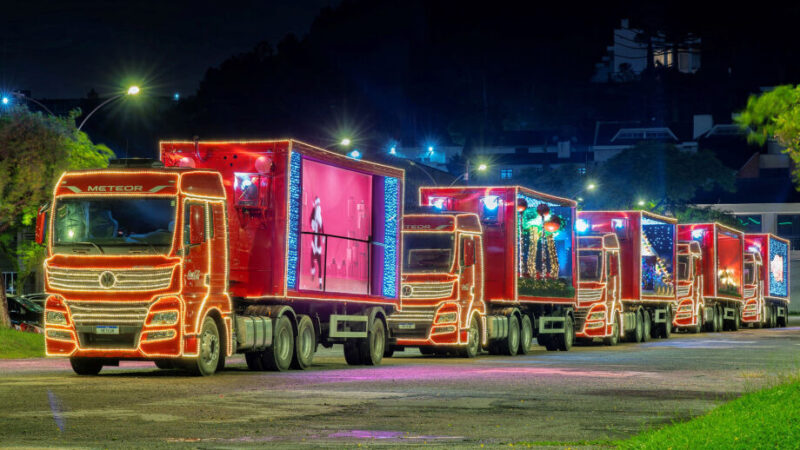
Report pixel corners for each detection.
[262,315,294,371]
[500,314,520,356]
[603,316,619,346]
[185,316,221,376]
[461,315,481,358]
[556,314,574,351]
[714,305,724,332]
[245,351,264,371]
[730,306,741,331]
[630,309,644,342]
[641,310,651,342]
[358,317,386,366]
[291,315,316,370]
[661,308,673,339]
[70,357,103,376]
[519,314,533,355]
[704,306,715,332]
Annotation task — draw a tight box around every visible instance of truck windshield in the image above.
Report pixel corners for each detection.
[744,262,756,285]
[52,197,176,255]
[677,255,689,281]
[402,232,454,273]
[578,251,602,282]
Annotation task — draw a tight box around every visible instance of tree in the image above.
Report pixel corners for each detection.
[736,85,800,187]
[585,142,735,215]
[0,107,113,327]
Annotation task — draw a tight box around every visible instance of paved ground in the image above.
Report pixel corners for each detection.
[1,320,799,448]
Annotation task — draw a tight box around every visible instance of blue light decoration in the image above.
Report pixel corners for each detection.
[382,177,399,297]
[1,96,9,105]
[429,196,448,210]
[769,238,789,297]
[173,92,180,101]
[286,152,302,290]
[348,150,362,159]
[575,218,590,233]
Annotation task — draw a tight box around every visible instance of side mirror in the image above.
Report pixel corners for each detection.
[188,204,205,245]
[35,203,49,246]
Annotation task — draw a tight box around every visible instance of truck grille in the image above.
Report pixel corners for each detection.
[573,308,588,329]
[578,288,603,303]
[68,301,150,349]
[743,287,755,299]
[387,306,436,339]
[401,282,455,299]
[47,266,174,292]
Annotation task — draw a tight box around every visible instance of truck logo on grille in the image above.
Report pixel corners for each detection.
[99,271,116,289]
[402,285,412,297]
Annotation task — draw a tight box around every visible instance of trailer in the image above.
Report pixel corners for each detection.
[677,223,745,331]
[387,186,578,355]
[576,211,677,343]
[36,139,404,376]
[744,233,790,327]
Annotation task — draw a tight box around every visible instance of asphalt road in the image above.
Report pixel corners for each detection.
[1,320,799,448]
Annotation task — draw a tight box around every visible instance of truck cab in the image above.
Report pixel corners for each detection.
[673,241,703,331]
[387,213,484,356]
[575,234,623,343]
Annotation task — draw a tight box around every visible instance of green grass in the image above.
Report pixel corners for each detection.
[618,378,800,449]
[0,327,45,358]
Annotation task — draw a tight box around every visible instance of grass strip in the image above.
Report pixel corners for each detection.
[0,327,45,358]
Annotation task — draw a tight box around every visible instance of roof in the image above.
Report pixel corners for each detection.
[693,176,800,204]
[593,121,694,146]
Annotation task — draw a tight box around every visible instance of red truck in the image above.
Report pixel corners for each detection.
[387,186,579,356]
[676,223,745,331]
[576,211,678,344]
[36,140,404,376]
[743,234,790,328]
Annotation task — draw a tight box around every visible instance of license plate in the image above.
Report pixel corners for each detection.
[96,326,119,335]
[398,323,415,330]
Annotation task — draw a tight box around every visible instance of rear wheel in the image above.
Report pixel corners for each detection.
[291,315,316,370]
[629,310,643,343]
[555,314,574,351]
[358,317,386,366]
[730,306,741,331]
[714,305,724,332]
[262,315,294,371]
[704,306,716,332]
[772,305,779,328]
[519,314,533,355]
[500,314,520,356]
[70,357,103,376]
[641,310,651,342]
[461,315,481,358]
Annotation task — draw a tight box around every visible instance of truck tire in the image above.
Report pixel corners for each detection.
[555,314,574,351]
[714,305,723,332]
[185,316,221,376]
[704,306,715,332]
[731,306,741,331]
[629,309,643,343]
[603,316,619,346]
[245,351,264,371]
[641,310,651,342]
[691,309,703,333]
[519,314,533,355]
[500,314,520,356]
[772,305,780,328]
[344,340,363,364]
[661,308,673,339]
[358,317,386,366]
[290,315,316,370]
[262,315,294,371]
[70,357,103,376]
[461,315,481,358]
[154,360,174,370]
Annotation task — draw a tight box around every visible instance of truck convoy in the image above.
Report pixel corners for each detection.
[34,140,791,375]
[36,140,404,376]
[387,186,579,356]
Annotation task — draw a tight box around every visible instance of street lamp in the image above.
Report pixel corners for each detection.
[587,182,597,190]
[637,200,646,207]
[10,92,55,115]
[77,86,141,131]
[408,160,438,186]
[340,138,352,146]
[448,161,488,186]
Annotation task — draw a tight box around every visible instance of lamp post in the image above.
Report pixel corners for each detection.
[448,161,488,186]
[77,86,140,131]
[408,160,438,186]
[11,92,55,115]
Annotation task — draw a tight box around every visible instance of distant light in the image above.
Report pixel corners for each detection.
[427,146,434,153]
[587,183,596,190]
[127,86,140,95]
[1,97,8,105]
[173,92,180,101]
[637,200,645,206]
[692,229,704,239]
[389,146,397,155]
[482,195,500,211]
[577,197,584,202]
[576,218,590,233]
[477,163,488,171]
[348,150,361,159]
[67,230,75,238]
[341,138,352,146]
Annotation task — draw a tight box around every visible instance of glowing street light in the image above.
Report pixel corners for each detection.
[587,182,597,190]
[1,96,9,105]
[77,85,142,131]
[427,146,434,153]
[389,146,397,155]
[637,200,646,206]
[348,149,361,159]
[477,163,488,171]
[340,138,352,146]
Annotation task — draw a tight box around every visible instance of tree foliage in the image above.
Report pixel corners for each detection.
[736,84,800,187]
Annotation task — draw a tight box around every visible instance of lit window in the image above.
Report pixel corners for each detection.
[500,169,513,180]
[577,167,586,175]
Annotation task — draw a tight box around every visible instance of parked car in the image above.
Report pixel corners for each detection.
[8,294,44,333]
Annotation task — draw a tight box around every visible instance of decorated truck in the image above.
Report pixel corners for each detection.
[743,234,790,327]
[36,139,404,376]
[677,223,745,331]
[387,186,578,356]
[576,211,677,344]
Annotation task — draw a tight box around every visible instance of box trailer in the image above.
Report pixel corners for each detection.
[744,233,790,327]
[36,139,404,375]
[387,186,579,355]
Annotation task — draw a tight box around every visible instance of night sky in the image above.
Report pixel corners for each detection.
[1,0,335,98]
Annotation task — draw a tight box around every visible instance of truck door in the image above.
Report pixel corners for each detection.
[459,235,477,326]
[182,201,211,329]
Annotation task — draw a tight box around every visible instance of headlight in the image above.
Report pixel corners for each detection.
[434,312,458,324]
[588,312,605,321]
[46,330,72,340]
[150,311,179,326]
[46,311,67,325]
[144,330,176,341]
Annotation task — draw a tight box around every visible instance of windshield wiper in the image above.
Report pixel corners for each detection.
[72,241,105,254]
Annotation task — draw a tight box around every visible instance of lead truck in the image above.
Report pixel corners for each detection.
[36,140,404,376]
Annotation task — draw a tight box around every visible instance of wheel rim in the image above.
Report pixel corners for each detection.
[277,327,292,361]
[564,317,574,348]
[200,328,219,369]
[468,318,480,354]
[371,321,385,360]
[299,327,313,359]
[509,318,519,350]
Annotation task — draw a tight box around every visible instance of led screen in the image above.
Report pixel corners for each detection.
[641,220,674,295]
[298,159,373,294]
[769,238,789,297]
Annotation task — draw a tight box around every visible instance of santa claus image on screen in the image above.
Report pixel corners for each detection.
[309,196,324,290]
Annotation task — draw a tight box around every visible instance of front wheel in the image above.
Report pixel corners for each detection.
[556,314,574,351]
[603,317,619,346]
[359,317,386,366]
[185,316,221,376]
[70,357,103,376]
[461,315,481,358]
